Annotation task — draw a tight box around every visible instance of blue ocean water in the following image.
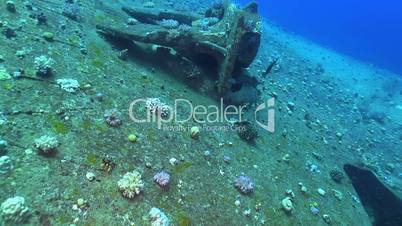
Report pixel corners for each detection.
[237,0,402,75]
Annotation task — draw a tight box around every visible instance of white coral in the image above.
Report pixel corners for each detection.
[34,135,59,154]
[56,78,80,93]
[0,156,13,175]
[117,171,144,199]
[34,55,55,76]
[159,19,179,29]
[0,196,30,223]
[149,207,170,226]
[145,98,170,118]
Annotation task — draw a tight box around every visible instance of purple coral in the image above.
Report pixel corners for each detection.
[234,175,255,194]
[153,171,171,188]
[104,108,122,127]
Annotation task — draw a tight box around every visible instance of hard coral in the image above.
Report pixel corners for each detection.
[0,156,13,175]
[34,135,59,154]
[104,108,122,127]
[149,207,170,226]
[153,171,171,188]
[0,196,30,223]
[56,78,80,93]
[34,55,55,77]
[145,98,170,118]
[159,19,179,29]
[234,175,255,194]
[118,171,144,199]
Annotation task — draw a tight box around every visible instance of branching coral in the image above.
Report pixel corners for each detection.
[118,171,144,199]
[34,55,55,77]
[34,135,59,154]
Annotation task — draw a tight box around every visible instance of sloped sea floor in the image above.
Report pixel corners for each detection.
[0,0,401,225]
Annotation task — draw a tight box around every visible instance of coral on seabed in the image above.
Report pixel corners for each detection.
[153,171,171,188]
[149,207,170,226]
[33,135,59,154]
[56,79,80,93]
[0,67,11,80]
[118,171,144,199]
[6,1,16,13]
[234,121,258,142]
[0,156,13,175]
[145,98,170,118]
[104,108,123,127]
[34,55,55,76]
[0,196,30,223]
[234,175,255,194]
[281,197,293,213]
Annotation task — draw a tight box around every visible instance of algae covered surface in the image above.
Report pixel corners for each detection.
[0,0,401,226]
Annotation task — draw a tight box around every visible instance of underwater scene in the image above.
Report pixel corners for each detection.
[0,0,401,225]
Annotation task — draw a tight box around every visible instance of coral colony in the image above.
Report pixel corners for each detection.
[149,207,170,226]
[0,155,13,175]
[0,196,30,224]
[34,55,55,77]
[117,171,144,199]
[145,98,170,118]
[104,108,123,127]
[153,171,171,188]
[33,135,59,155]
[234,175,255,194]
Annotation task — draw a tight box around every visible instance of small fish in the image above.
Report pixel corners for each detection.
[263,58,278,77]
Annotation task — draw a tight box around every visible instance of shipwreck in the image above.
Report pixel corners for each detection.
[97,1,262,104]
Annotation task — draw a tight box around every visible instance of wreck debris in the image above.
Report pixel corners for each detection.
[96,1,262,94]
